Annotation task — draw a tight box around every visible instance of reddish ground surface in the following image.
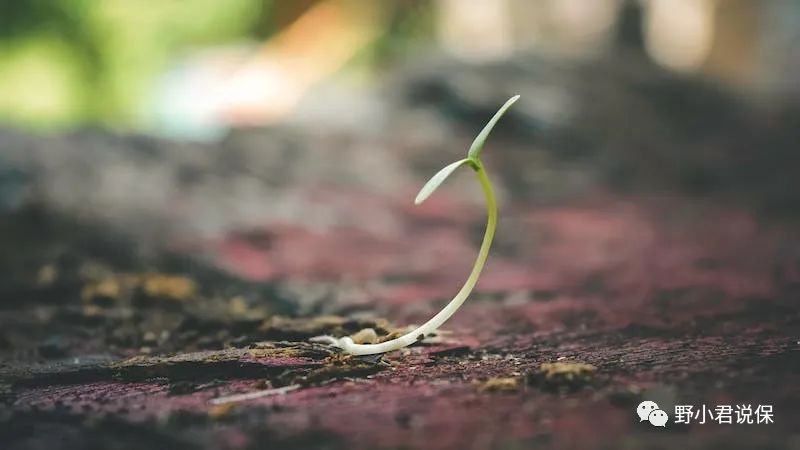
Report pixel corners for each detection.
[1,185,798,449]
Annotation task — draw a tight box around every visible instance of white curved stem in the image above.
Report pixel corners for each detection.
[314,163,497,355]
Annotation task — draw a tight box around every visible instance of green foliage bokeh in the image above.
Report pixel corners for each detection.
[0,0,265,129]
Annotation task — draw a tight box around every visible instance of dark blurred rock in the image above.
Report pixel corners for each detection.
[384,52,800,213]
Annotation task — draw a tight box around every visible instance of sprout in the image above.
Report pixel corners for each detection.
[312,95,520,355]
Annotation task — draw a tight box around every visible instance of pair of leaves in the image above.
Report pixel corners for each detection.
[414,95,519,205]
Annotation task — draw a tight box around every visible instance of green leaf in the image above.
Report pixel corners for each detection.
[467,95,520,161]
[414,158,471,205]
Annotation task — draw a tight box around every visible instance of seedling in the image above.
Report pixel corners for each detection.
[312,95,520,355]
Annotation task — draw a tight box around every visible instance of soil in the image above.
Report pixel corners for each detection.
[1,55,799,449]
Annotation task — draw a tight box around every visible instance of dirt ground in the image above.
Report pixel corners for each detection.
[1,56,799,449]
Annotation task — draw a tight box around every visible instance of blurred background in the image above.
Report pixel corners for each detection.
[1,0,799,330]
[1,0,799,133]
[2,0,799,230]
